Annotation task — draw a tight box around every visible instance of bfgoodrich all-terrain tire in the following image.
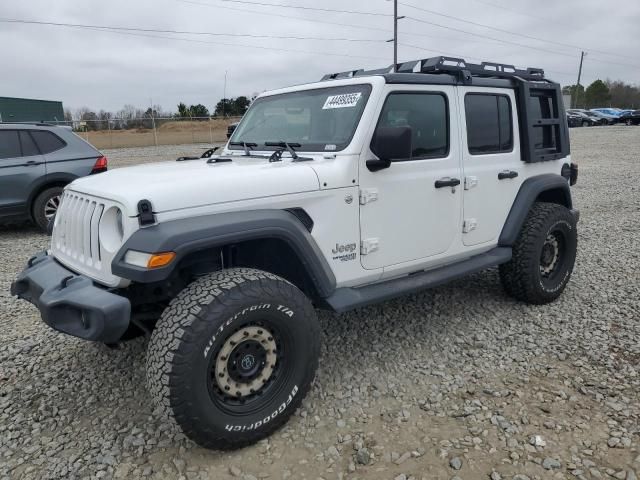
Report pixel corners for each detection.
[500,202,577,305]
[146,268,320,450]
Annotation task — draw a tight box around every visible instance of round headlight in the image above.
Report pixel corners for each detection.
[99,206,125,253]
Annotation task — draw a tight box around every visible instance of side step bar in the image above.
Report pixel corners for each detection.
[325,247,512,313]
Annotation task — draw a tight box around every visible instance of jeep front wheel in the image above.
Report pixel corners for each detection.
[146,268,320,450]
[499,202,577,304]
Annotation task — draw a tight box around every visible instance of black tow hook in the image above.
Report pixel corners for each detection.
[60,275,74,289]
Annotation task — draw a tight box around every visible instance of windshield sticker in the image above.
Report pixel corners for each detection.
[324,144,337,151]
[323,92,362,110]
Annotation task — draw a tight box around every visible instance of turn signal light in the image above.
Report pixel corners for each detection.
[147,252,176,268]
[124,250,176,269]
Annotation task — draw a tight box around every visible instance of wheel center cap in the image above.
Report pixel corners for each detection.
[240,354,256,371]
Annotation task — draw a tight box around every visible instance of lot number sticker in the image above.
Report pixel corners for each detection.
[323,92,362,109]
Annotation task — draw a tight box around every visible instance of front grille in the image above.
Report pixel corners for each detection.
[50,190,124,287]
[53,191,104,269]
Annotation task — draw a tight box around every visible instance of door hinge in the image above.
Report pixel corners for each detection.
[462,218,478,233]
[464,176,478,190]
[361,238,379,255]
[359,188,378,205]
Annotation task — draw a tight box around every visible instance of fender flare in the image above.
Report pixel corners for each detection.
[499,174,572,246]
[111,209,337,298]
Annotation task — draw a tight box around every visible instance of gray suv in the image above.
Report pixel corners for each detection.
[0,123,107,231]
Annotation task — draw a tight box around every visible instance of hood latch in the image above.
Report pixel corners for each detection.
[137,199,156,227]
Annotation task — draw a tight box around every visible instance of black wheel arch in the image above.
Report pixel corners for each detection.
[499,173,574,247]
[112,209,336,301]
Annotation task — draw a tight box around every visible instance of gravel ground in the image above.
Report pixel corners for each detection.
[1,127,639,480]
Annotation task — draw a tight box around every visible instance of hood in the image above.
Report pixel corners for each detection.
[68,156,320,215]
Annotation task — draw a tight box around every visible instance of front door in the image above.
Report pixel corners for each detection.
[0,130,46,216]
[359,85,462,270]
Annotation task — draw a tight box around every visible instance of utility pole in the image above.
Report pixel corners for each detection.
[150,97,158,147]
[573,51,585,109]
[393,0,398,71]
[223,70,228,118]
[387,0,405,72]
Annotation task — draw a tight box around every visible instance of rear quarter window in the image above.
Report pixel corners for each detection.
[30,130,66,154]
[19,131,40,157]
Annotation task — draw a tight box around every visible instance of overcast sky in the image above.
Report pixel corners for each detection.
[1,0,638,114]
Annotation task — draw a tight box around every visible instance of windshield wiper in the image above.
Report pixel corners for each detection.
[229,141,258,156]
[265,141,301,160]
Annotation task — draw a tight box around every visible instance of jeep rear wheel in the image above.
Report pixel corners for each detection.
[146,268,320,450]
[500,202,577,304]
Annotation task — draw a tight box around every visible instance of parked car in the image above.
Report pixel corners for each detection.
[588,109,618,124]
[619,110,640,125]
[0,123,107,231]
[566,113,583,128]
[591,108,624,118]
[226,121,239,139]
[566,109,604,126]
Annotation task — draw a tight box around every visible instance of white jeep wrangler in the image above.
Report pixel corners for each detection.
[12,56,579,449]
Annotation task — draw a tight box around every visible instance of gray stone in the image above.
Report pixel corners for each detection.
[542,457,561,470]
[356,448,371,465]
[449,457,463,470]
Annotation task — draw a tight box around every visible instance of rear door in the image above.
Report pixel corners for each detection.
[457,88,522,246]
[359,84,462,270]
[35,129,100,177]
[0,129,46,216]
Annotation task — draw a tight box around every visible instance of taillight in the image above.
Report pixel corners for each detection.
[91,155,108,174]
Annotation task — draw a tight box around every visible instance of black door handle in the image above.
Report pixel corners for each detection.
[435,178,461,188]
[498,170,518,180]
[24,160,38,166]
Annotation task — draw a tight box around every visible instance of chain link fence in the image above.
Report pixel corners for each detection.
[35,116,242,149]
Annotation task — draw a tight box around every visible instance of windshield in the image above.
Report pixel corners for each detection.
[229,84,372,152]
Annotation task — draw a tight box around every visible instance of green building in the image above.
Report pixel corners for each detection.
[0,96,64,123]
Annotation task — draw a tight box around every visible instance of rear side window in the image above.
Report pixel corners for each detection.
[0,130,21,159]
[465,94,513,154]
[374,92,449,160]
[30,130,66,154]
[529,95,558,150]
[19,131,40,157]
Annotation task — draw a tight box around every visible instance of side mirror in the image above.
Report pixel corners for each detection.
[368,126,412,172]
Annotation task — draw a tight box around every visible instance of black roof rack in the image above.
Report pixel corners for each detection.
[321,56,546,83]
[320,56,569,164]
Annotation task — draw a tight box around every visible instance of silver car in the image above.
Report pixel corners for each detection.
[0,123,107,231]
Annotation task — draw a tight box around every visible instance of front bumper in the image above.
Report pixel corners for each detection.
[11,253,131,343]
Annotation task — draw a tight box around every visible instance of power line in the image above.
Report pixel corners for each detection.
[37,23,387,62]
[219,0,391,16]
[469,0,561,25]
[177,0,568,54]
[399,1,640,63]
[178,0,393,34]
[402,14,640,70]
[0,18,386,43]
[402,15,576,59]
